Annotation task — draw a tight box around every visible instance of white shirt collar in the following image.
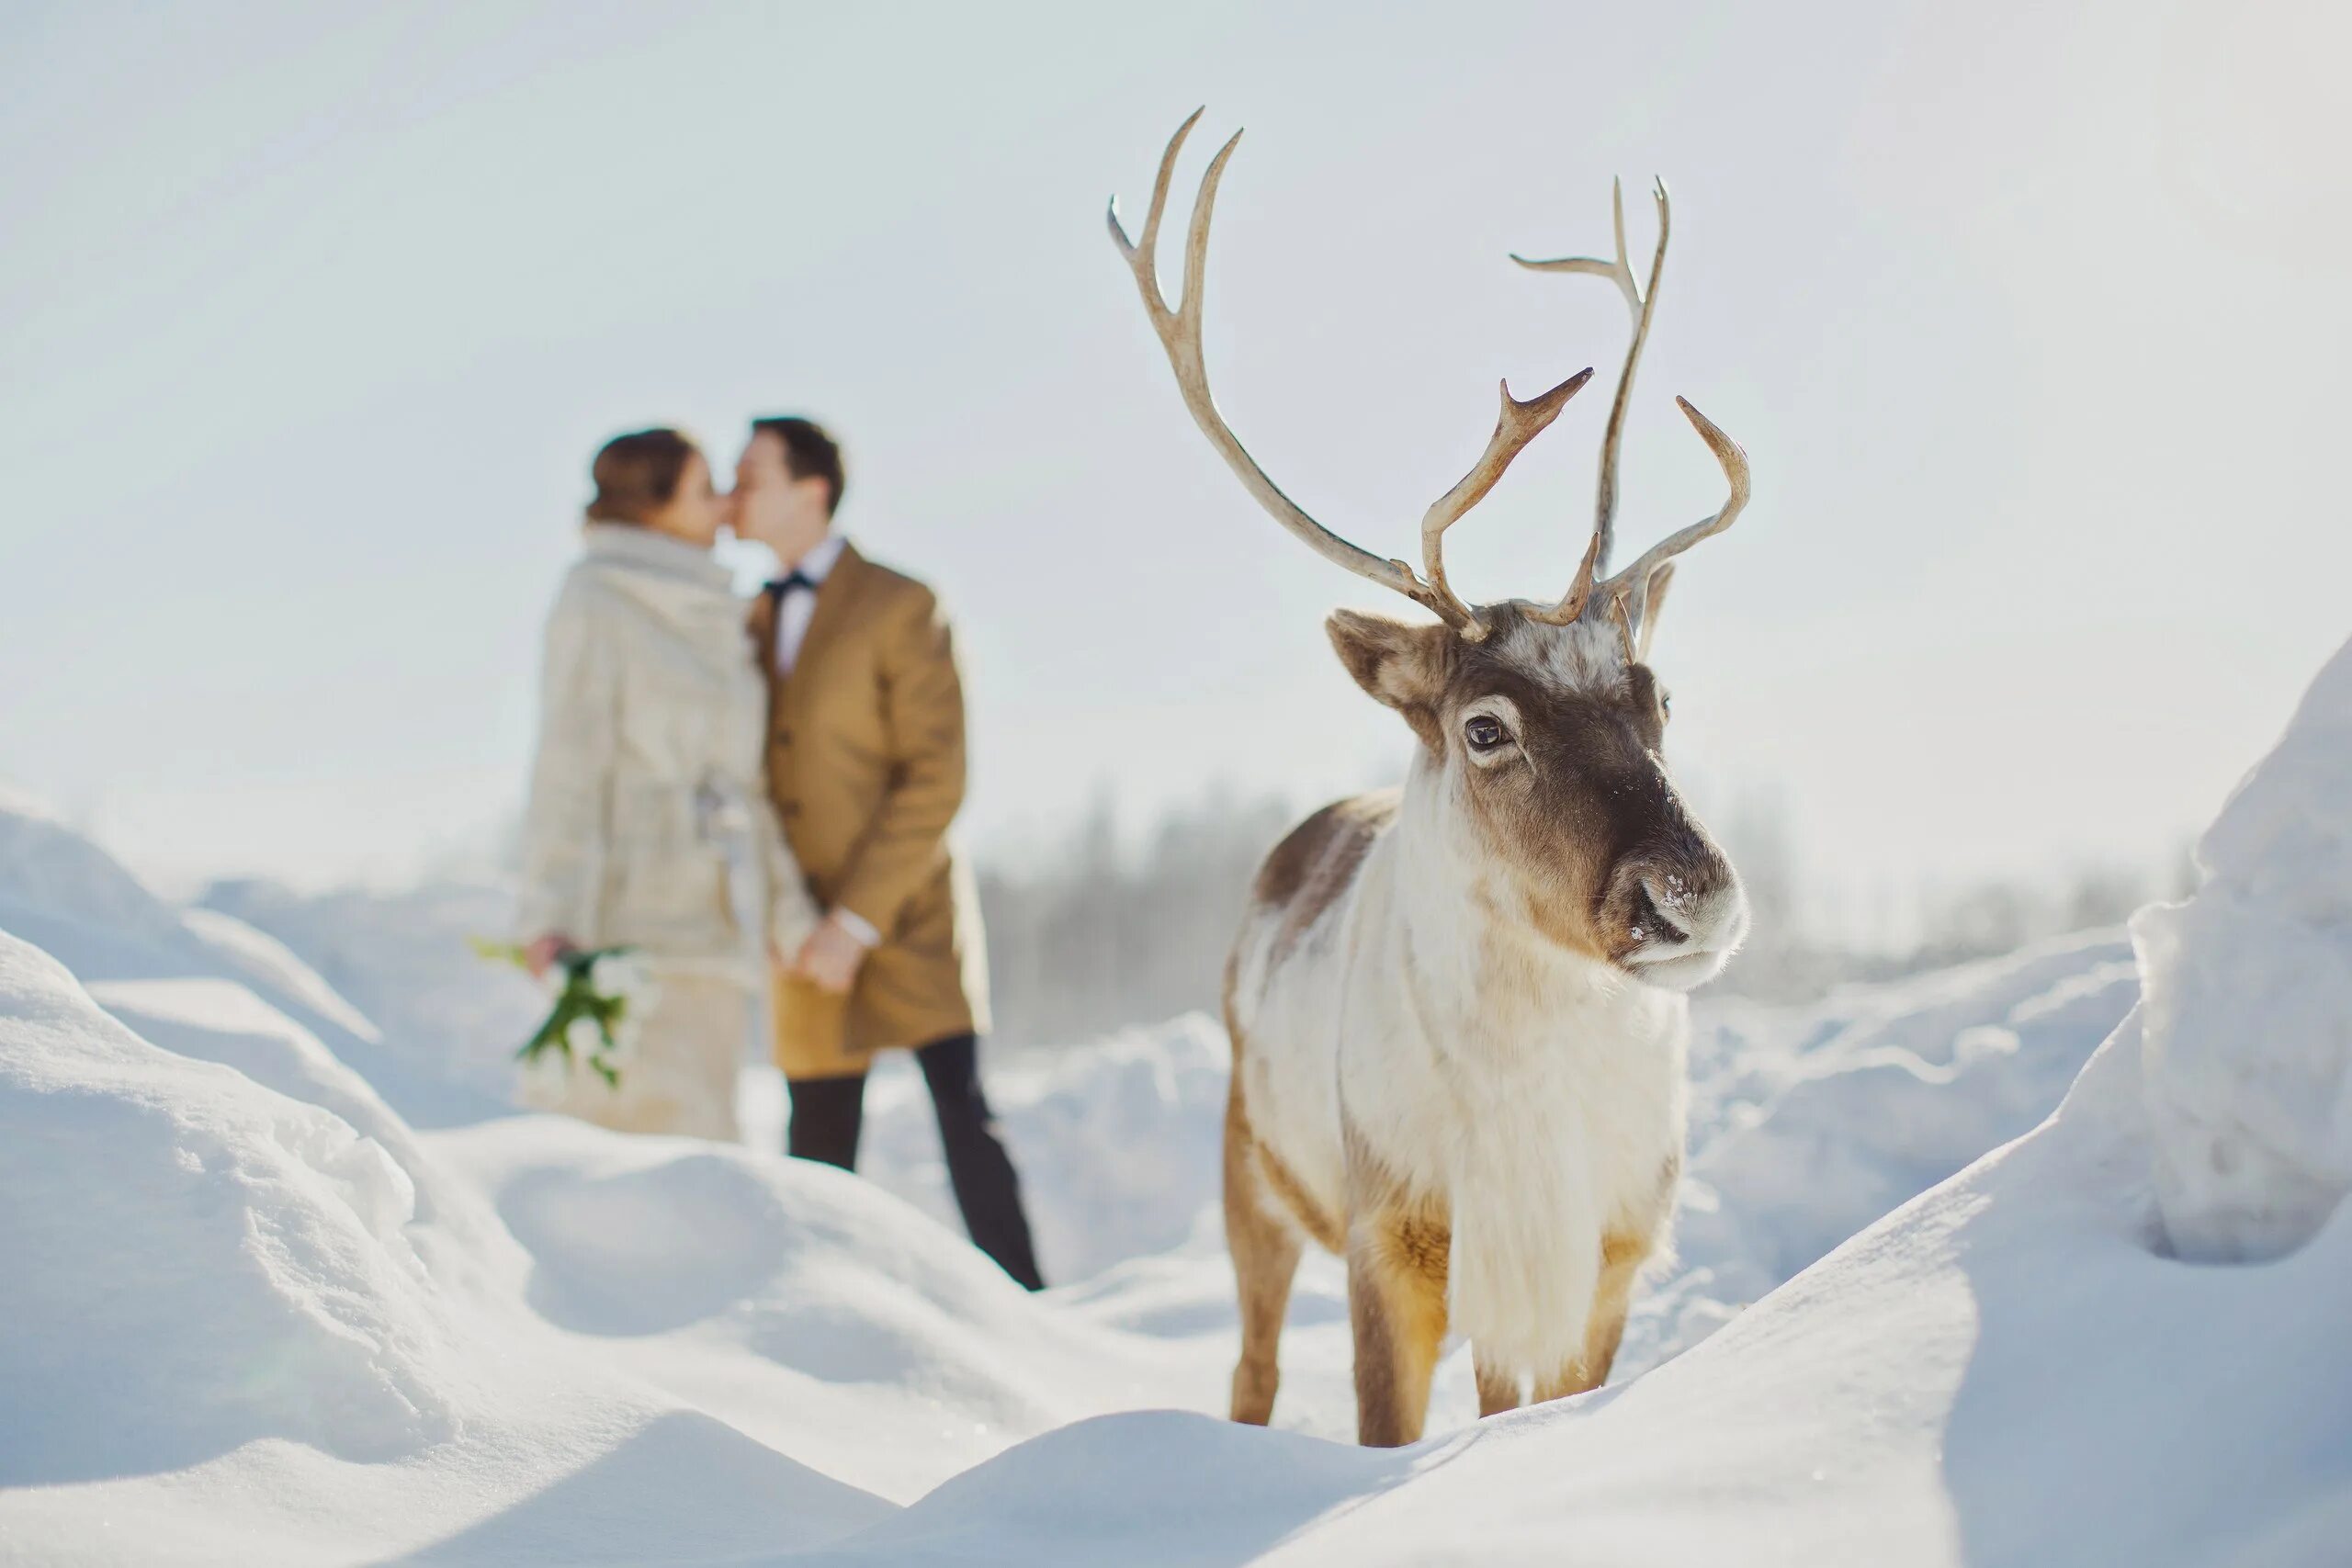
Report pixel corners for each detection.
[791,531,849,584]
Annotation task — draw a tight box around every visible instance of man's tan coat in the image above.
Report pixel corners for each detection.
[752,544,989,1078]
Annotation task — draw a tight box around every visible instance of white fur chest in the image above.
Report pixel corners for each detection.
[1339,924,1690,1377]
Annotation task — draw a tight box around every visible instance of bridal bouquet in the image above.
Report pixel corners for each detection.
[470,941,657,1089]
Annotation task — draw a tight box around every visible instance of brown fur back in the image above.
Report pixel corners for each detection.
[1220,793,1398,1254]
[1252,791,1396,966]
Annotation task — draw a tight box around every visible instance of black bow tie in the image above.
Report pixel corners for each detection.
[763,570,819,603]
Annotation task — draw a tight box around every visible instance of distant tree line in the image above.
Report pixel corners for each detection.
[974,787,1297,1052]
[426,782,2190,1050]
[974,783,2193,1047]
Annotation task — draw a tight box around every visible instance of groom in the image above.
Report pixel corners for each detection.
[734,415,1045,1292]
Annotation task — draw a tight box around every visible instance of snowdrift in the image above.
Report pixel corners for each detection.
[2136,637,2352,1261]
[0,925,892,1563]
[2,632,2346,1564]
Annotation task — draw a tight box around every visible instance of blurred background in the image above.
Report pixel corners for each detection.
[6,0,2347,1041]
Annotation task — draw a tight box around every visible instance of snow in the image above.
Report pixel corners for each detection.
[197,876,548,1120]
[3,636,2348,1563]
[2136,634,2352,1261]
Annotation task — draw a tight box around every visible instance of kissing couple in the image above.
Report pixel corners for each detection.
[509,416,1043,1291]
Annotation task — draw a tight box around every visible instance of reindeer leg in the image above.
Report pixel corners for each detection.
[1534,1228,1652,1402]
[1348,1206,1449,1447]
[1224,1083,1304,1426]
[1473,1350,1523,1418]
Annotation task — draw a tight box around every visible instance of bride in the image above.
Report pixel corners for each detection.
[513,427,820,1139]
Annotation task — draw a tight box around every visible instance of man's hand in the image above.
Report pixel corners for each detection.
[793,913,872,995]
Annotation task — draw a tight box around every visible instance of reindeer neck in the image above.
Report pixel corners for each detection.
[1377,748,1668,1061]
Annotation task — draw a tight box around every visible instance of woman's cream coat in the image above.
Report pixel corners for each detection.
[514,525,820,978]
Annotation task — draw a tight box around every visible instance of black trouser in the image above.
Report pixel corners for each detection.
[786,1033,1045,1292]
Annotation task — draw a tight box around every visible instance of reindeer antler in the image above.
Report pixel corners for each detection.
[1603,396,1749,637]
[1109,109,1592,640]
[1512,179,1750,649]
[1512,176,1668,624]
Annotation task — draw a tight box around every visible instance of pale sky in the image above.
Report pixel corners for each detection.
[4,0,2347,916]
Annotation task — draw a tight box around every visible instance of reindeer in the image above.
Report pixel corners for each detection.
[1107,112,1754,1447]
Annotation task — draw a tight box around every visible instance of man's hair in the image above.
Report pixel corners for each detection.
[752,416,845,516]
[586,427,699,525]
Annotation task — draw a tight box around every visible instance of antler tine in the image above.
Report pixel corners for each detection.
[1419,369,1595,632]
[1109,111,1592,637]
[1510,176,1642,307]
[1600,396,1750,637]
[1515,176,1672,626]
[1105,106,1202,314]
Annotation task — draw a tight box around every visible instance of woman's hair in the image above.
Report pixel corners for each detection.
[586,428,699,525]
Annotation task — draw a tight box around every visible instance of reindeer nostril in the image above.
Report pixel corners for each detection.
[1636,877,1691,942]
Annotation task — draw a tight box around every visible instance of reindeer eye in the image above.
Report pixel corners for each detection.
[1660,690,1673,719]
[1464,715,1510,751]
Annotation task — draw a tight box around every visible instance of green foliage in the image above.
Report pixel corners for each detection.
[470,939,640,1088]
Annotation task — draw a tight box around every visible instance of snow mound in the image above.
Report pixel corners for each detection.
[0,927,891,1560]
[800,1409,1432,1567]
[429,1111,1233,1503]
[199,877,547,1106]
[0,789,199,949]
[0,798,505,1126]
[1631,928,2137,1371]
[2137,635,2352,1260]
[0,933,470,1482]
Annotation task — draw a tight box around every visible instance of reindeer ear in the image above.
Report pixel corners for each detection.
[1327,609,1450,747]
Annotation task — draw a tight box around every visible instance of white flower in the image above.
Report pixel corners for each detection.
[607,1016,641,1061]
[590,952,653,1006]
[564,1014,604,1057]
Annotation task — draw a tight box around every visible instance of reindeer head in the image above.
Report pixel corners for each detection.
[1324,602,1744,987]
[1110,110,1753,987]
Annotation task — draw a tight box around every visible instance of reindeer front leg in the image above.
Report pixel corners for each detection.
[1347,1206,1449,1447]
[1474,1352,1523,1417]
[1533,1227,1656,1402]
